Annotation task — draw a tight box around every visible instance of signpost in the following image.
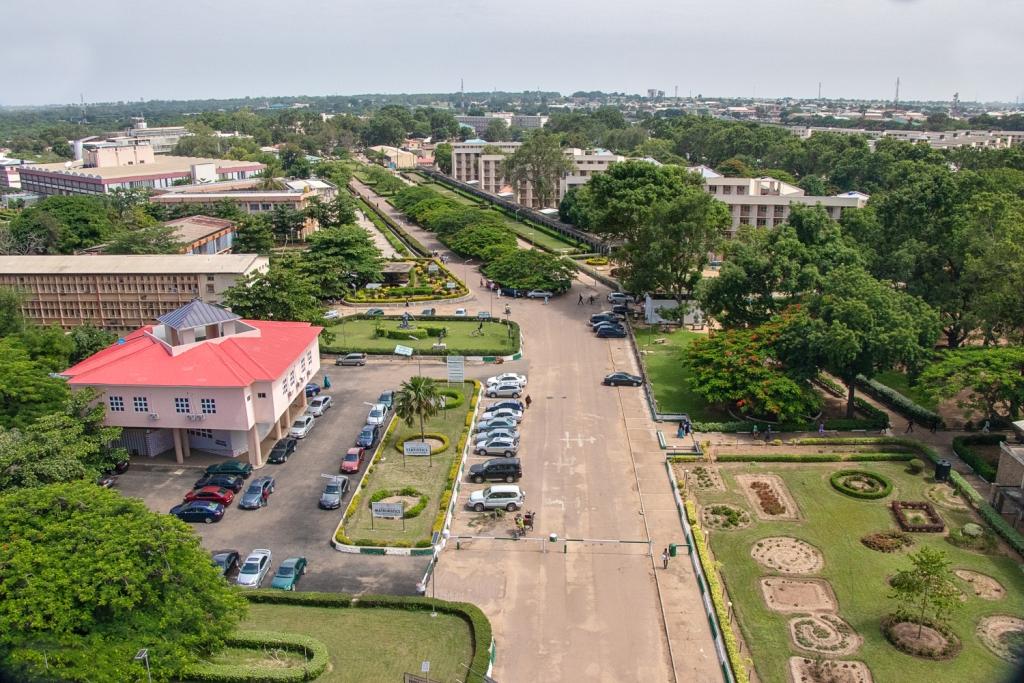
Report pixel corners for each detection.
[394,344,414,357]
[403,441,432,457]
[370,501,405,530]
[446,355,465,383]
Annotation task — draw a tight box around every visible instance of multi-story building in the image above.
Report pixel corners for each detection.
[559,148,626,200]
[0,253,268,331]
[788,125,1017,150]
[369,145,418,170]
[0,158,26,188]
[704,176,869,235]
[61,299,321,468]
[451,139,522,192]
[164,215,237,254]
[454,113,547,136]
[18,141,264,197]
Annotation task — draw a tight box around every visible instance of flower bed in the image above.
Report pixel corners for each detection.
[891,501,945,533]
[861,530,914,553]
[393,433,450,456]
[830,469,894,500]
[348,259,468,303]
[367,487,429,519]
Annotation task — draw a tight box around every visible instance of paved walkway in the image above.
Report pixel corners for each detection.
[355,209,401,258]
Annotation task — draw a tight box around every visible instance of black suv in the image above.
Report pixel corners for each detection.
[468,457,522,484]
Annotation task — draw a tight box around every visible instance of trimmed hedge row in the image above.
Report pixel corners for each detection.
[712,452,912,463]
[684,501,750,683]
[180,630,329,682]
[829,469,894,499]
[855,374,943,429]
[355,196,410,255]
[357,194,429,256]
[951,434,1004,482]
[241,590,493,683]
[814,374,847,398]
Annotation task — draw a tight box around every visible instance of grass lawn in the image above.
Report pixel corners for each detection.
[874,369,938,410]
[343,382,472,545]
[688,461,1024,683]
[640,326,726,420]
[234,603,474,682]
[323,317,519,356]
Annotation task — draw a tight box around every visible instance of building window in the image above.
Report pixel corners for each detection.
[187,428,213,439]
[206,284,215,293]
[133,396,149,412]
[200,398,217,414]
[108,396,125,412]
[257,392,267,398]
[174,397,190,414]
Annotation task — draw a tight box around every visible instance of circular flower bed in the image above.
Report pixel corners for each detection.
[436,387,464,410]
[585,256,609,266]
[830,469,893,500]
[881,614,962,660]
[394,433,450,455]
[367,487,429,519]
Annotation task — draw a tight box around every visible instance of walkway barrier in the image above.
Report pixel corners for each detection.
[657,430,668,450]
[452,534,652,555]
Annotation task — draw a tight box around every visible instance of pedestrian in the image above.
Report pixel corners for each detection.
[818,421,825,435]
[589,295,595,305]
[765,425,772,442]
[661,547,669,570]
[929,419,938,434]
[983,419,991,433]
[480,277,484,287]
[752,424,758,438]
[404,298,410,308]
[525,395,532,409]
[323,375,332,390]
[578,293,584,305]
[543,295,549,305]
[905,420,914,433]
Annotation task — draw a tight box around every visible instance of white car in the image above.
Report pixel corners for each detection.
[526,290,553,299]
[478,428,519,443]
[474,417,520,434]
[485,383,523,399]
[236,549,272,588]
[307,395,332,417]
[486,373,527,387]
[454,308,467,316]
[289,414,315,439]
[366,403,388,425]
[475,437,520,456]
[480,407,524,422]
[323,310,341,320]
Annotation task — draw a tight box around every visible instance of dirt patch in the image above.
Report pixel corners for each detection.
[752,537,825,574]
[954,570,1006,600]
[737,473,800,520]
[925,484,969,511]
[977,616,1024,663]
[789,614,861,655]
[702,503,752,530]
[381,495,420,508]
[883,617,961,660]
[760,577,837,613]
[789,657,873,683]
[672,462,725,492]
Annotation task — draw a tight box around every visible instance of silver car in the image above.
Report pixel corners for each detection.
[236,549,272,588]
[307,395,332,417]
[318,476,350,510]
[480,407,524,423]
[366,403,388,426]
[474,437,519,456]
[477,428,519,443]
[466,484,525,512]
[474,417,519,435]
[485,383,523,399]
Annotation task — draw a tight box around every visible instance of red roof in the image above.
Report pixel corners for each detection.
[63,320,322,388]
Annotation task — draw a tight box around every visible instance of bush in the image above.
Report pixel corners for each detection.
[814,374,847,397]
[437,387,465,410]
[829,469,894,499]
[951,434,1004,482]
[907,458,925,474]
[585,256,608,266]
[716,453,912,463]
[393,433,451,455]
[861,530,914,552]
[856,374,943,428]
[693,409,885,433]
[179,630,329,682]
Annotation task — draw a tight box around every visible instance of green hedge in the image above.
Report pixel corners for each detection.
[239,590,493,683]
[179,631,329,682]
[437,387,465,410]
[951,434,1004,482]
[714,452,912,463]
[355,196,410,255]
[358,196,429,256]
[856,374,943,428]
[829,469,894,499]
[692,411,886,433]
[814,374,847,398]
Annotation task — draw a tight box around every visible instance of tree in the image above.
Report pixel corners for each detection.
[0,482,247,682]
[300,225,382,298]
[394,376,440,466]
[484,118,510,142]
[920,347,1024,422]
[0,410,117,490]
[483,249,577,293]
[232,215,276,255]
[107,188,149,221]
[8,195,115,254]
[68,324,116,364]
[104,221,182,255]
[14,323,75,372]
[716,157,754,177]
[0,338,70,428]
[305,193,357,229]
[222,265,323,323]
[502,131,573,208]
[0,286,26,336]
[362,114,406,147]
[268,204,306,241]
[447,223,517,261]
[889,547,962,639]
[279,143,311,178]
[435,142,453,174]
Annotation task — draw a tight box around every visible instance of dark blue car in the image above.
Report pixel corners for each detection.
[356,423,380,448]
[305,383,321,398]
[193,473,245,492]
[170,501,225,524]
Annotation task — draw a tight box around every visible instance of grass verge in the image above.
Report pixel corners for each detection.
[639,326,726,420]
[322,317,519,356]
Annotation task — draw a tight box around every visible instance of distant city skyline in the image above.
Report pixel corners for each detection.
[4,0,1023,108]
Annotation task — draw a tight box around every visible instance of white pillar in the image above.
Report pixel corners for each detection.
[247,426,264,469]
[171,428,184,465]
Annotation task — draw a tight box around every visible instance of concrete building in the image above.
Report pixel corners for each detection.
[451,139,522,193]
[18,141,264,197]
[560,148,626,200]
[0,158,26,188]
[164,215,237,254]
[369,145,418,170]
[455,113,547,136]
[788,125,1017,150]
[62,300,321,468]
[704,176,869,234]
[0,254,268,331]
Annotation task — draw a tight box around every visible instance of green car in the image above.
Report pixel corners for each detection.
[270,556,307,591]
[204,461,253,478]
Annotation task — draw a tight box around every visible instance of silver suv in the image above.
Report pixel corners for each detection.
[466,484,525,512]
[474,437,519,457]
[485,383,522,398]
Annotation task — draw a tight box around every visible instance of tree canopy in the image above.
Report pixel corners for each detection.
[482,249,576,293]
[920,347,1024,422]
[502,131,573,208]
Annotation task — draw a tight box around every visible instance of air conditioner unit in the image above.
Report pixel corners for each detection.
[148,413,159,420]
[188,414,205,422]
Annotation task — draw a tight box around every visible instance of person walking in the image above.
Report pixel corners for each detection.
[983,419,991,433]
[525,395,532,409]
[818,421,825,435]
[543,295,549,305]
[578,293,584,305]
[905,420,914,433]
[930,419,938,434]
[588,295,595,305]
[765,424,772,442]
[661,547,669,570]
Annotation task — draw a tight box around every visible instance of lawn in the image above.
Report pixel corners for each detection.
[322,317,519,356]
[874,369,938,410]
[342,381,473,546]
[686,461,1024,683]
[234,603,474,682]
[639,326,726,420]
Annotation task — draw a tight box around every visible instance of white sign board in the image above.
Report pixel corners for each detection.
[446,355,465,382]
[371,501,405,519]
[403,441,432,457]
[394,344,414,357]
[445,281,458,289]
[427,263,439,273]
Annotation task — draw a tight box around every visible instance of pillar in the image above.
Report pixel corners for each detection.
[299,391,308,410]
[171,428,184,465]
[181,430,192,459]
[246,426,264,469]
[274,415,283,440]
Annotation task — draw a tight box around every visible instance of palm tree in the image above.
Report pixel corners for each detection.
[393,376,441,466]
[256,164,286,191]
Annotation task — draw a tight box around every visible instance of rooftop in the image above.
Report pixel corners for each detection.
[157,299,240,330]
[20,155,263,181]
[0,254,267,275]
[163,215,236,245]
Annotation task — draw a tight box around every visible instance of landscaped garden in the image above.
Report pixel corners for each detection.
[676,457,1024,683]
[336,380,477,548]
[322,316,519,356]
[638,325,726,420]
[345,258,468,304]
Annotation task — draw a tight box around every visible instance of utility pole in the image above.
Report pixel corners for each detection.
[894,76,900,111]
[818,82,822,100]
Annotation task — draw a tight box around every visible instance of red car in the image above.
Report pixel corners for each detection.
[185,486,235,506]
[340,447,365,474]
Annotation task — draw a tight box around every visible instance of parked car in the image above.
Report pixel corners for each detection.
[289,414,315,439]
[593,321,626,334]
[236,549,273,588]
[238,476,275,510]
[466,484,525,512]
[596,326,627,338]
[474,417,520,434]
[421,308,436,316]
[499,287,524,298]
[477,311,491,320]
[170,501,225,524]
[526,290,553,299]
[480,407,524,422]
[485,400,525,413]
[267,438,298,464]
[193,473,244,492]
[270,556,308,591]
[319,476,350,509]
[477,428,519,443]
[474,437,519,456]
[454,308,467,316]
[611,304,631,316]
[324,310,341,320]
[306,395,332,417]
[105,460,130,476]
[211,549,241,580]
[377,390,394,410]
[603,372,643,387]
[485,383,523,399]
[590,314,622,327]
[305,383,321,398]
[366,308,385,317]
[469,457,522,483]
[366,403,388,426]
[340,447,365,474]
[204,461,253,478]
[607,292,635,304]
[356,423,381,448]
[336,352,367,366]
[184,486,235,506]
[486,373,527,387]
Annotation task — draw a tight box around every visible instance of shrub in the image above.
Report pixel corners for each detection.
[585,256,609,266]
[829,469,894,499]
[179,630,329,682]
[907,458,925,474]
[715,452,911,463]
[861,530,914,553]
[437,387,465,410]
[856,374,943,428]
[814,374,847,397]
[951,434,1004,482]
[393,433,451,455]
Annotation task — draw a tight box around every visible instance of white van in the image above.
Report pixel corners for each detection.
[466,484,525,512]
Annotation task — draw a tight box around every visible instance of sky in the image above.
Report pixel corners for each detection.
[4,0,1023,107]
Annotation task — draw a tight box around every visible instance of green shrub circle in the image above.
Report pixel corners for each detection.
[830,469,893,499]
[394,433,450,455]
[585,256,609,266]
[436,388,464,410]
[366,487,429,519]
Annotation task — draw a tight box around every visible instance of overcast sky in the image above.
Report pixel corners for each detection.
[4,0,1023,107]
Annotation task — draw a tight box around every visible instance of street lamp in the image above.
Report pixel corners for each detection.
[134,648,151,683]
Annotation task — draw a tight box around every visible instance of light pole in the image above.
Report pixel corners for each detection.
[134,649,151,683]
[464,258,473,287]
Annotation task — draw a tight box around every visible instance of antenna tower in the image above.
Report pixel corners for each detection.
[894,77,900,110]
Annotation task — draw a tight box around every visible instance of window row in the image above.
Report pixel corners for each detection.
[108,395,217,414]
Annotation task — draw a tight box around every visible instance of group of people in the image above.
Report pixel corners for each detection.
[577,293,597,305]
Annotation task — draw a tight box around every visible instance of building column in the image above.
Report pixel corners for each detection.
[274,415,283,440]
[299,391,308,410]
[246,426,264,469]
[171,428,184,465]
[181,430,192,459]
